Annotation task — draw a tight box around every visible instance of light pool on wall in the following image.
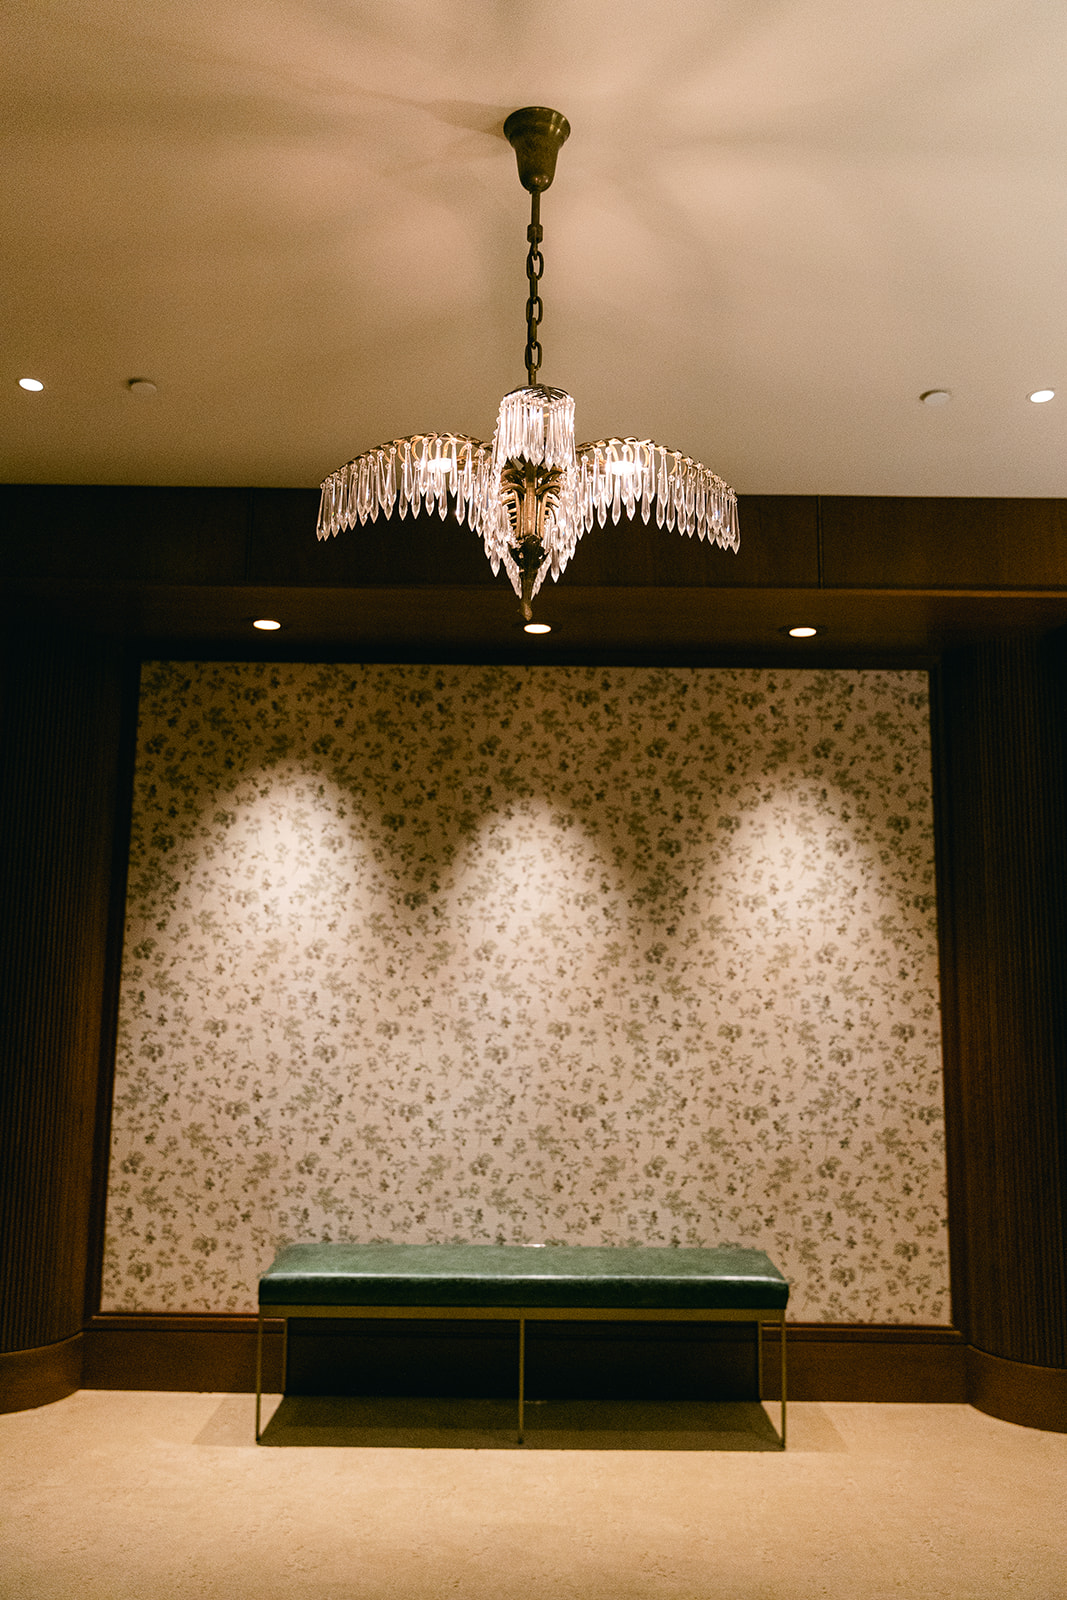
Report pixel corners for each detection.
[102,663,949,1322]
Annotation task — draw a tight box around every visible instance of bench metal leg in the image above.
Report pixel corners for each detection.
[780,1314,787,1449]
[255,1310,264,1443]
[517,1314,526,1444]
[756,1315,763,1399]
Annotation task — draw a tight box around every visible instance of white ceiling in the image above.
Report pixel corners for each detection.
[3,0,1066,496]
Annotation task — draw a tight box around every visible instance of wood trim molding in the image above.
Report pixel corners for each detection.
[9,1322,1064,1432]
[759,1324,966,1403]
[81,1315,967,1404]
[0,1334,84,1414]
[967,1346,1067,1433]
[83,1315,285,1394]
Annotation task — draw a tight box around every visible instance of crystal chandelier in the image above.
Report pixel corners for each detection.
[317,108,739,622]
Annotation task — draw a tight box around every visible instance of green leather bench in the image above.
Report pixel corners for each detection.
[256,1241,789,1445]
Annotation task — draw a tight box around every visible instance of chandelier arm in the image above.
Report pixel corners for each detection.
[316,435,492,540]
[575,440,740,552]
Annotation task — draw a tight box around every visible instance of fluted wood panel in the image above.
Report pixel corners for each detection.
[934,638,1067,1368]
[0,633,130,1354]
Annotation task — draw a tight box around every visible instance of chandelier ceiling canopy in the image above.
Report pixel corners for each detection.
[317,107,739,623]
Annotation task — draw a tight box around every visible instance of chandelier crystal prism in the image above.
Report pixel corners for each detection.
[317,107,739,620]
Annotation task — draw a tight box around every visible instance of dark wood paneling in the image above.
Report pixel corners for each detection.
[0,634,130,1354]
[11,486,1067,599]
[0,487,817,595]
[0,1334,83,1413]
[1,486,251,585]
[822,497,1067,590]
[5,487,1067,658]
[550,496,820,590]
[243,492,819,591]
[248,490,494,588]
[933,638,1067,1369]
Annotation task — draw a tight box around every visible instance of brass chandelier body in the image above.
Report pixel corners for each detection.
[317,108,739,620]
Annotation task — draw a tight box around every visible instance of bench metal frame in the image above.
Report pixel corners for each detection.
[255,1302,787,1447]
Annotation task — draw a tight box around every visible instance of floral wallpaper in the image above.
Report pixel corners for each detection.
[102,662,948,1323]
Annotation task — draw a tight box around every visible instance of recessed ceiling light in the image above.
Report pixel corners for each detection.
[253,618,282,631]
[787,626,818,638]
[524,621,552,635]
[920,390,951,407]
[1028,389,1055,403]
[18,377,44,392]
[126,378,157,395]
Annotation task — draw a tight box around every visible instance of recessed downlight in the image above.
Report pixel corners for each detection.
[18,377,44,392]
[920,389,951,407]
[787,625,818,638]
[253,618,281,631]
[1029,389,1055,403]
[524,621,552,635]
[126,378,157,395]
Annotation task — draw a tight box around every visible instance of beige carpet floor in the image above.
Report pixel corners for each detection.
[2,1392,1065,1599]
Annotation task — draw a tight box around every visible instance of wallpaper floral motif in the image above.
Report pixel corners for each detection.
[102,662,948,1322]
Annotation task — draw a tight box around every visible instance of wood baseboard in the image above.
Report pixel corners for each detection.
[7,1319,1050,1430]
[82,1315,967,1403]
[83,1315,285,1393]
[761,1322,966,1402]
[0,1334,84,1413]
[966,1345,1067,1432]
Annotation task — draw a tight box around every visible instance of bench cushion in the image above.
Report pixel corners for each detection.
[259,1242,789,1311]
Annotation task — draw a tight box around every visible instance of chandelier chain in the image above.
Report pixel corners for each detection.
[524,191,544,386]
